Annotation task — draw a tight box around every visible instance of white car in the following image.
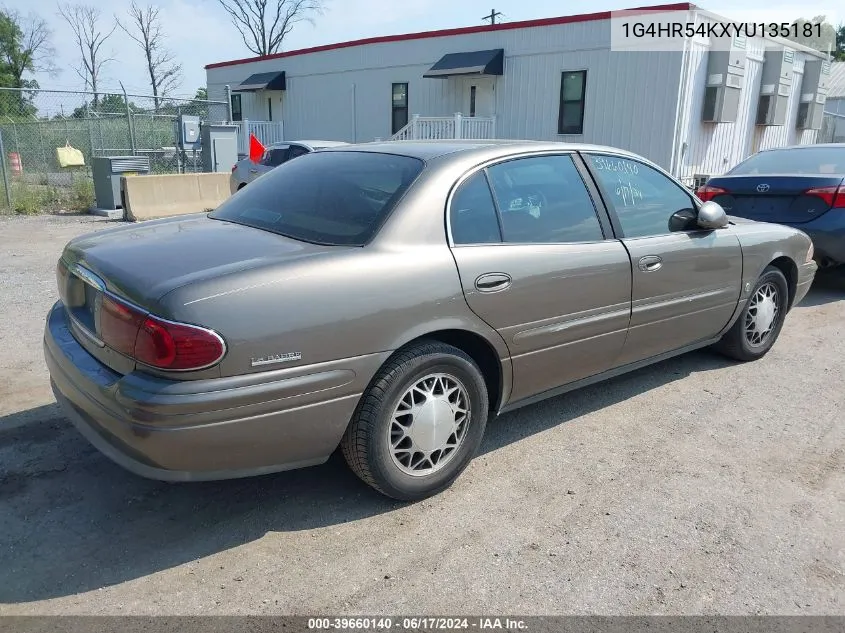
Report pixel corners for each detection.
[229,140,349,193]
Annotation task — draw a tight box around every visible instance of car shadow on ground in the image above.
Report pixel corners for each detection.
[797,268,845,307]
[0,347,734,603]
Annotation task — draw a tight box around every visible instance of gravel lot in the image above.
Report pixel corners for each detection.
[0,214,843,616]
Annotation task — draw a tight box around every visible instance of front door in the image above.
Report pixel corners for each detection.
[463,77,495,118]
[582,152,743,366]
[448,153,632,404]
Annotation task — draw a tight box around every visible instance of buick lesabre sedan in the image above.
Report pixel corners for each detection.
[45,141,817,500]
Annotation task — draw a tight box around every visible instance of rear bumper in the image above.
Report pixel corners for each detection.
[786,213,845,265]
[44,302,386,481]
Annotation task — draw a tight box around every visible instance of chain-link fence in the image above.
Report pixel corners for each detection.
[0,87,229,214]
[819,112,845,144]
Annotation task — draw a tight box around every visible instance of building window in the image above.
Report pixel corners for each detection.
[392,83,409,134]
[268,97,273,121]
[231,93,242,122]
[796,102,809,128]
[558,70,586,135]
[469,85,477,117]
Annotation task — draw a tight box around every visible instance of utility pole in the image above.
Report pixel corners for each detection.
[482,9,503,25]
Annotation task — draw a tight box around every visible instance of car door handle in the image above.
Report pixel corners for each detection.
[638,255,663,272]
[475,272,512,292]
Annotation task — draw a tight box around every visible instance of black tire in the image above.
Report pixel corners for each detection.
[714,266,789,362]
[340,340,489,501]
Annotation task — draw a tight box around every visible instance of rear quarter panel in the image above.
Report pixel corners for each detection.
[157,243,512,401]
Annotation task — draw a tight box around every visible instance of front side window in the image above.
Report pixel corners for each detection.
[230,93,242,122]
[585,154,696,238]
[486,155,604,244]
[558,71,586,135]
[210,151,424,246]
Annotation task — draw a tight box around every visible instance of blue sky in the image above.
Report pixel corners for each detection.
[19,0,845,101]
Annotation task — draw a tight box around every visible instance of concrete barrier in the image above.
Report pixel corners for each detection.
[121,173,231,221]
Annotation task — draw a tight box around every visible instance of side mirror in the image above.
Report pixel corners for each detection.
[697,201,729,229]
[669,208,698,232]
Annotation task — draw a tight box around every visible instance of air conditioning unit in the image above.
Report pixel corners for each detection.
[701,38,746,123]
[92,156,151,210]
[756,49,794,126]
[796,60,829,130]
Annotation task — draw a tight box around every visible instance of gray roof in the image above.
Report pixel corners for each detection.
[829,62,845,99]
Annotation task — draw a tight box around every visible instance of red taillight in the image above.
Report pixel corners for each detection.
[804,185,845,209]
[135,315,224,370]
[695,185,728,202]
[100,295,145,356]
[99,295,225,371]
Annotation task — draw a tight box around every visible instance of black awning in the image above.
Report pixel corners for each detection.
[423,49,504,78]
[233,71,286,91]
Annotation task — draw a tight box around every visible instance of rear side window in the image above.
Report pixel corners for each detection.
[729,147,845,175]
[486,155,604,243]
[287,145,309,160]
[450,172,502,245]
[210,152,424,246]
[263,147,289,166]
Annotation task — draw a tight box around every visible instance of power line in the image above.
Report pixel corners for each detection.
[482,9,504,25]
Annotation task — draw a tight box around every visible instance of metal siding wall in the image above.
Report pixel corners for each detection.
[679,43,823,181]
[207,19,680,165]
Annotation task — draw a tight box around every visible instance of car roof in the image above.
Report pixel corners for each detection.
[267,140,349,149]
[325,139,643,162]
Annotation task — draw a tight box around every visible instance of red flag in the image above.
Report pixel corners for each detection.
[249,133,265,163]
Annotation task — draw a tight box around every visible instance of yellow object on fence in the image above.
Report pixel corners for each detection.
[56,143,85,167]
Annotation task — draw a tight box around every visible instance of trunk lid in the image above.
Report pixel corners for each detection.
[706,175,844,224]
[61,214,334,307]
[58,214,338,374]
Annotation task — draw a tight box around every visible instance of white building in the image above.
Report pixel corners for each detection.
[205,2,830,185]
[825,62,845,115]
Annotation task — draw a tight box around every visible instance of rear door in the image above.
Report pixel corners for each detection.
[582,152,742,366]
[448,153,632,404]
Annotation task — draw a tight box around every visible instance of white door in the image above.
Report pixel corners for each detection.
[463,77,495,118]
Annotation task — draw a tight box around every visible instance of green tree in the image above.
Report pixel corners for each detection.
[785,16,837,55]
[194,86,207,100]
[70,93,140,118]
[0,9,53,117]
[836,23,845,60]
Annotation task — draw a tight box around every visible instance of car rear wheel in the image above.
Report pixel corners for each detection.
[341,340,489,501]
[714,266,789,361]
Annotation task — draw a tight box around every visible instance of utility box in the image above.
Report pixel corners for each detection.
[797,60,830,130]
[702,37,746,123]
[757,49,794,126]
[201,124,239,173]
[92,156,151,210]
[177,115,201,150]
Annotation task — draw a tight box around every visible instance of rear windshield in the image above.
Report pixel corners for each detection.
[210,151,424,246]
[729,147,845,175]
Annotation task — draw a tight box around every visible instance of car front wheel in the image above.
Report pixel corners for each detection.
[714,265,790,361]
[341,340,489,501]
